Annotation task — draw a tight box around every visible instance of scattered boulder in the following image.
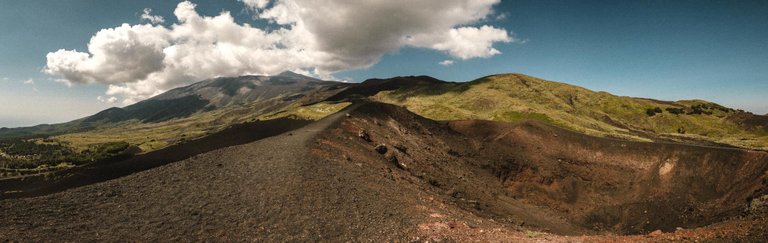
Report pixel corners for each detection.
[677,127,686,134]
[345,113,351,118]
[393,143,408,153]
[648,230,663,237]
[387,154,407,170]
[387,154,398,163]
[447,149,461,157]
[374,144,388,154]
[358,130,371,142]
[428,178,441,187]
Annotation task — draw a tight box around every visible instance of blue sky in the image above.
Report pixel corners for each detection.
[0,0,767,128]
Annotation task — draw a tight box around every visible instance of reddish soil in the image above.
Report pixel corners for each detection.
[312,102,768,241]
[1,101,766,242]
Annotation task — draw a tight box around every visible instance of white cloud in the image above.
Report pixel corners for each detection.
[97,96,119,104]
[45,23,170,86]
[406,25,513,60]
[45,0,516,105]
[239,0,270,9]
[54,78,74,87]
[141,8,165,24]
[20,79,38,92]
[495,12,509,21]
[439,60,454,66]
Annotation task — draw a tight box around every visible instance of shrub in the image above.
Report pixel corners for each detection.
[666,107,685,115]
[646,107,662,116]
[96,141,130,154]
[687,104,713,115]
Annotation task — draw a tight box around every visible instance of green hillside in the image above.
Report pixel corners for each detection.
[0,72,351,171]
[3,72,765,174]
[373,73,768,150]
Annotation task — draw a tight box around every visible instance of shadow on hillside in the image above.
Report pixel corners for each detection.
[0,118,311,200]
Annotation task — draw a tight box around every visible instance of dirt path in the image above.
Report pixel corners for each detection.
[1,118,311,199]
[3,101,767,242]
[0,103,414,241]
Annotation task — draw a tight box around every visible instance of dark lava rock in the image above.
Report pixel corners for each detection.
[387,154,407,170]
[428,179,441,187]
[447,149,461,157]
[393,143,408,153]
[358,130,371,142]
[374,144,388,154]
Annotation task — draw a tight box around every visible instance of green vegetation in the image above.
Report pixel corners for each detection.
[261,102,351,121]
[0,139,131,170]
[666,107,685,115]
[0,73,349,173]
[94,141,130,154]
[373,73,768,150]
[0,139,77,169]
[55,99,348,156]
[0,101,349,172]
[497,111,554,123]
[2,72,765,173]
[646,107,662,116]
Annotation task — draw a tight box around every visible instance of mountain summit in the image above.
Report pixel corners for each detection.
[0,73,348,140]
[276,71,321,81]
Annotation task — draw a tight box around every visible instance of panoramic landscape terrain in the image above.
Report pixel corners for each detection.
[2,72,767,241]
[1,0,767,242]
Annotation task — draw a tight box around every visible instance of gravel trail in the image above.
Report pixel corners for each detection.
[0,103,413,242]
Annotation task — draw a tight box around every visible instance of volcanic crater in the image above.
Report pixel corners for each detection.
[1,101,766,241]
[313,102,768,240]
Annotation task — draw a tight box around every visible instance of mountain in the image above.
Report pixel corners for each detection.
[4,72,767,171]
[3,71,768,170]
[1,73,768,241]
[84,71,344,124]
[0,72,351,169]
[0,72,345,138]
[366,73,768,150]
[2,102,766,241]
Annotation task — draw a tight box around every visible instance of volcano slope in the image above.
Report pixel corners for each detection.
[1,102,767,242]
[311,102,768,241]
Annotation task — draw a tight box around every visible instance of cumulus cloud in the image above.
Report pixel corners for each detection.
[45,23,170,85]
[407,25,512,60]
[239,0,270,9]
[495,12,509,21]
[45,0,516,104]
[141,8,165,24]
[439,60,454,66]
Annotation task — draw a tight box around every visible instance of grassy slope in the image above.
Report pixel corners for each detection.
[55,101,350,154]
[373,73,768,150]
